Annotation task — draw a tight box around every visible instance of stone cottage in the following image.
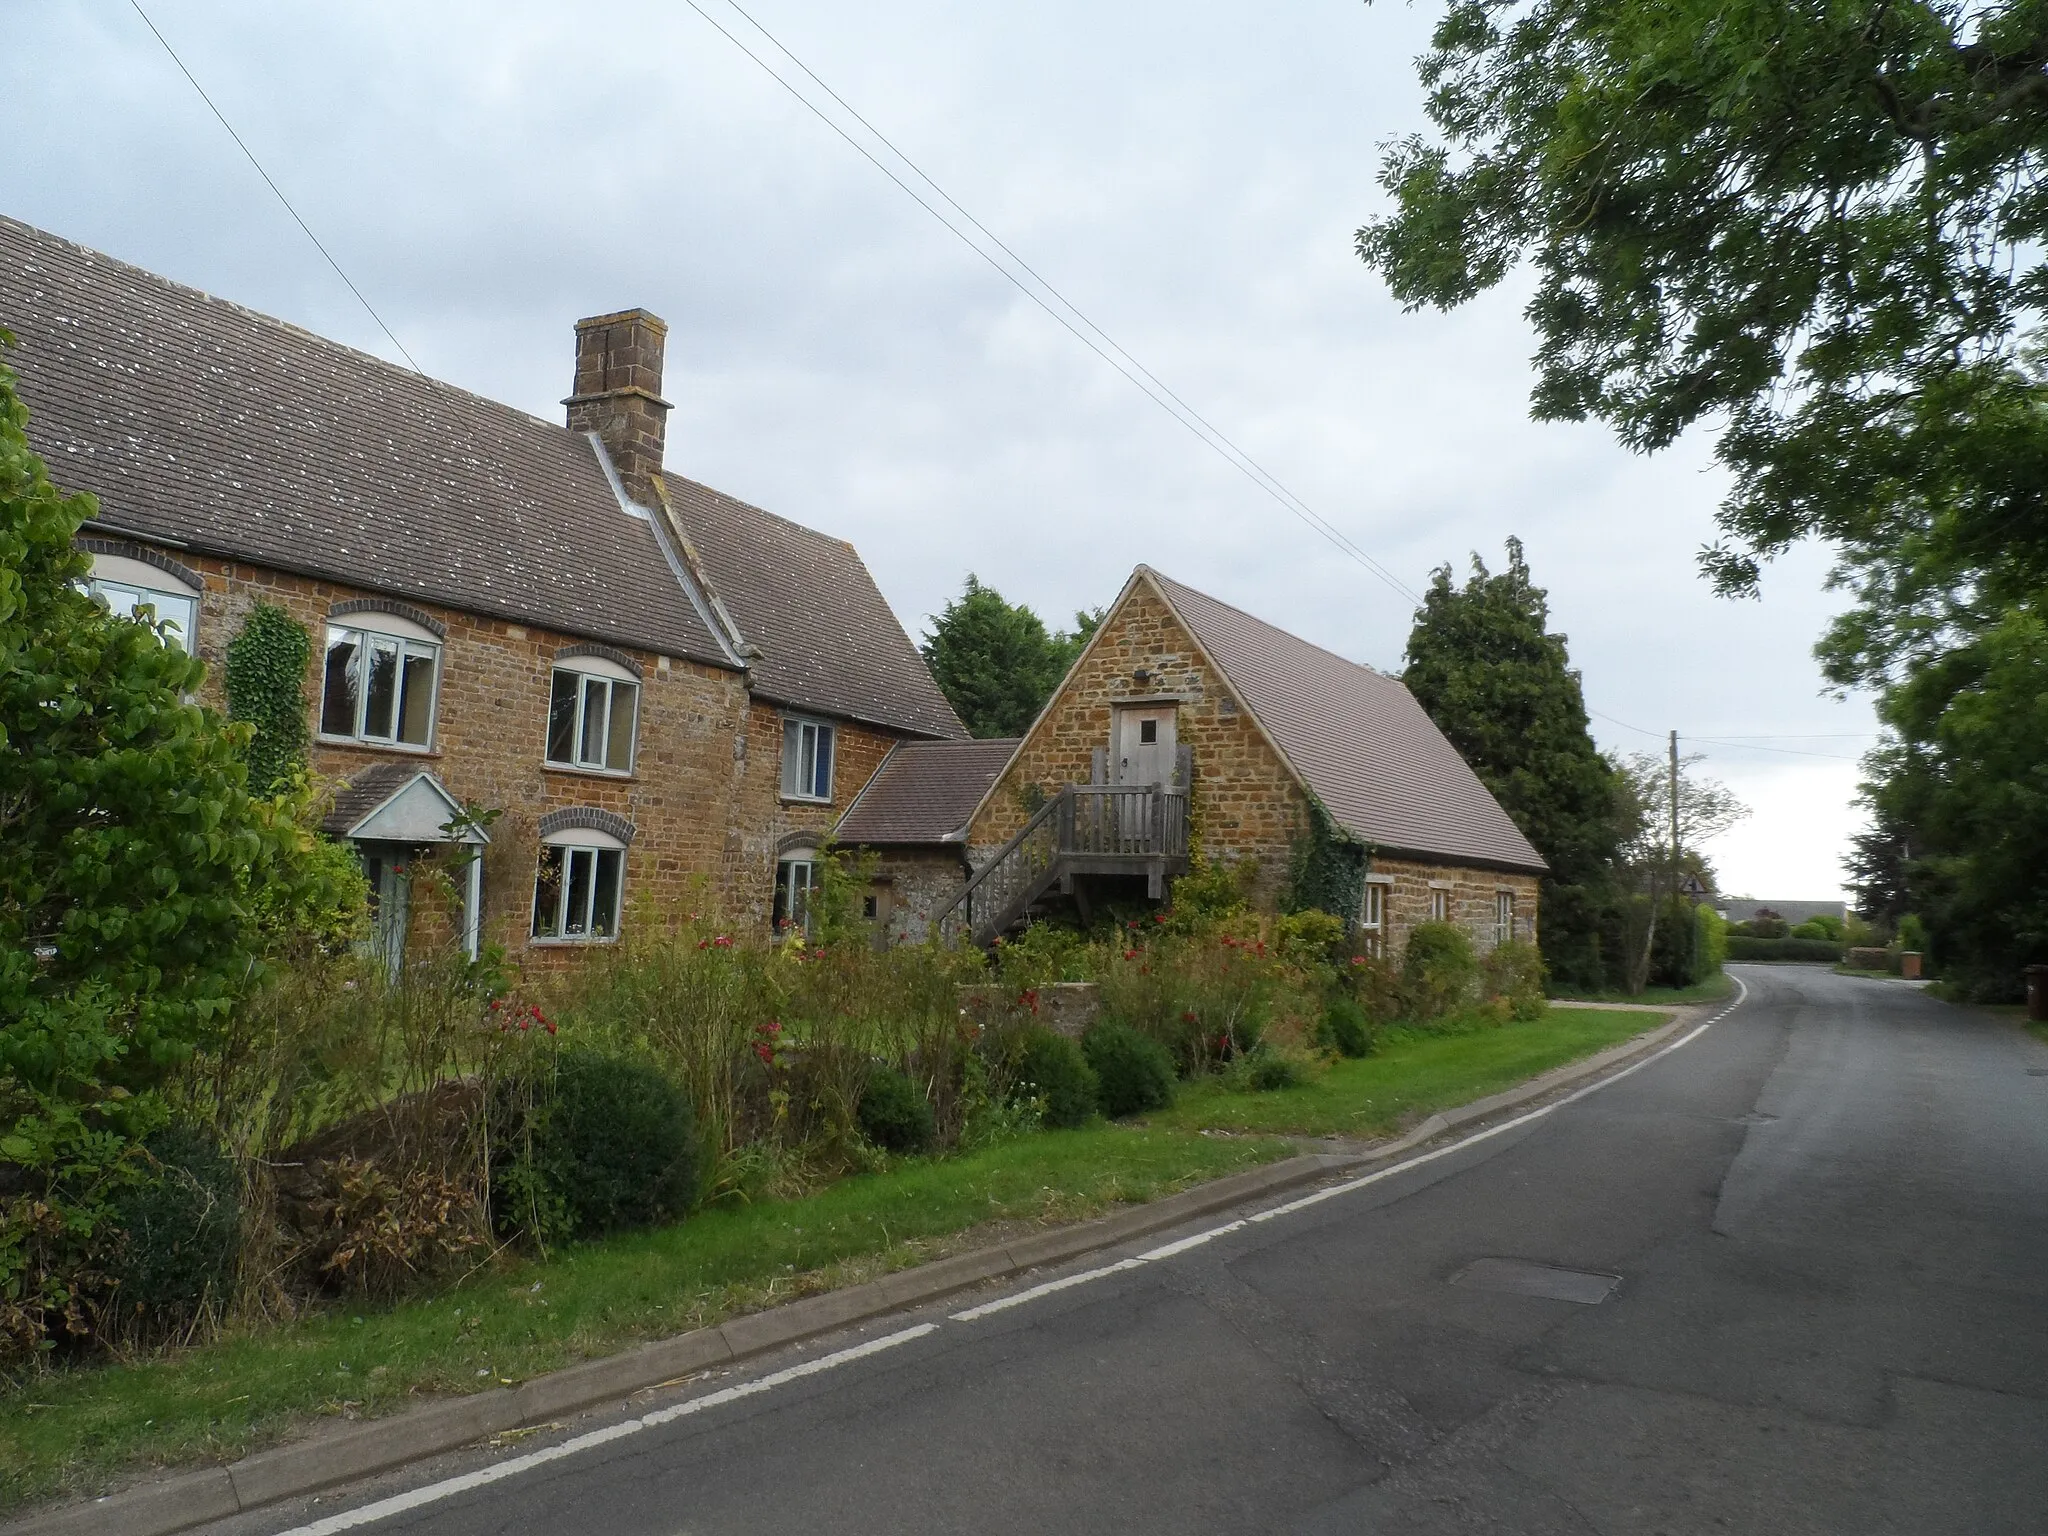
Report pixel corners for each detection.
[0,214,964,969]
[937,566,1546,953]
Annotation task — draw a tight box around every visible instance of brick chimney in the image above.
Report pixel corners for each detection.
[564,309,670,503]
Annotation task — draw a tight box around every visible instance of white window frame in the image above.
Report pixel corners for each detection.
[1494,891,1516,947]
[531,829,627,944]
[1428,885,1451,924]
[773,851,820,938]
[319,618,442,750]
[1360,879,1388,958]
[780,715,835,803]
[85,555,200,653]
[545,657,640,775]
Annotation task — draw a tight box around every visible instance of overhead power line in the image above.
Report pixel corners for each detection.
[128,0,426,376]
[683,0,1422,605]
[1590,709,1863,761]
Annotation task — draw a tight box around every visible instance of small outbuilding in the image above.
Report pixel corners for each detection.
[921,565,1547,952]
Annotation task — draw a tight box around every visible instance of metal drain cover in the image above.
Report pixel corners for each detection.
[1450,1258,1621,1305]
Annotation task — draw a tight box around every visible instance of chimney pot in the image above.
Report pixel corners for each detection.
[565,309,670,503]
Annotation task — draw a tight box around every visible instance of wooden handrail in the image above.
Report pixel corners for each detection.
[934,781,1191,945]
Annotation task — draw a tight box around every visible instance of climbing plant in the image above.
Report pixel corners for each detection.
[1284,795,1366,922]
[226,603,310,797]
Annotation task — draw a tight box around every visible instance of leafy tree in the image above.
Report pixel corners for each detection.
[923,576,1094,738]
[1613,752,1747,994]
[1359,0,2048,607]
[1360,0,2048,997]
[1402,539,1631,988]
[1852,601,2048,996]
[0,346,335,1351]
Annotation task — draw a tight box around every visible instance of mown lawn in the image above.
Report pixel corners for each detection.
[1153,1005,1669,1140]
[0,1001,1668,1512]
[0,1128,1287,1512]
[1554,972,1735,1007]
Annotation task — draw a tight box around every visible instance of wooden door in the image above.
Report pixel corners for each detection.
[1113,705,1177,786]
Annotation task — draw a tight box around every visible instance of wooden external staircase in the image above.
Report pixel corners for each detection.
[934,781,1191,947]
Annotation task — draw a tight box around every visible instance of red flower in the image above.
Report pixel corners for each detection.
[1153,913,1167,924]
[518,1018,532,1032]
[1182,1011,1198,1023]
[765,1020,782,1035]
[697,939,710,950]
[713,935,734,948]
[1126,920,1141,930]
[544,1018,558,1036]
[1123,949,1140,960]
[1019,989,1040,1012]
[489,999,501,1010]
[753,1042,774,1063]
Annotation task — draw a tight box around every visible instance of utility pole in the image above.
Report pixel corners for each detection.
[1668,729,1681,864]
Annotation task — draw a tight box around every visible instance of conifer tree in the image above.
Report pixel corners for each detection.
[1402,539,1630,989]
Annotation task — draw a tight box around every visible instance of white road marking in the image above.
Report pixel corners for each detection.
[948,1259,1145,1320]
[264,1325,937,1536]
[257,977,1751,1535]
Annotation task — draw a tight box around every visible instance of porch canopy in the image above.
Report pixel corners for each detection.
[322,763,489,957]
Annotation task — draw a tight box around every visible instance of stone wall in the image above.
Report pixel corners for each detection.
[120,544,923,961]
[865,849,971,945]
[723,699,901,928]
[1366,855,1542,959]
[967,579,1306,907]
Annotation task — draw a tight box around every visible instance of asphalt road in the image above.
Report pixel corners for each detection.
[235,966,2048,1536]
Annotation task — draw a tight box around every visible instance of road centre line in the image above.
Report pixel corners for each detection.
[267,1325,937,1536]
[260,978,1748,1536]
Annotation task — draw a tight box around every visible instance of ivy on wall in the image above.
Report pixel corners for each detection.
[1285,793,1368,921]
[226,602,311,796]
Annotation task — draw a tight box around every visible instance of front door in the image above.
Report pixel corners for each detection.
[1113,705,1177,786]
[358,842,413,981]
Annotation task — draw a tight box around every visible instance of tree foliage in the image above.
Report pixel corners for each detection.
[1401,539,1631,987]
[0,347,338,1352]
[226,603,311,798]
[1360,0,2048,607]
[923,575,1099,738]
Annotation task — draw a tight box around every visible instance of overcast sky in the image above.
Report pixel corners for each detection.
[2,0,1881,898]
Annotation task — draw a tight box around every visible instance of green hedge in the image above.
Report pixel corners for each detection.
[1726,936,1844,963]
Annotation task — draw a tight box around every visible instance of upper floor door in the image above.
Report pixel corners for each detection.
[1113,704,1177,786]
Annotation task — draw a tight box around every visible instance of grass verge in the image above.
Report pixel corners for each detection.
[1153,1006,1670,1140]
[1554,972,1735,1007]
[0,1127,1288,1512]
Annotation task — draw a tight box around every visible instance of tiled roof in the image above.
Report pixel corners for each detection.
[4,216,712,674]
[320,761,432,838]
[837,738,1019,844]
[665,474,967,740]
[1146,569,1547,874]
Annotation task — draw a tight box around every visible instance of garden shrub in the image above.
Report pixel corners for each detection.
[1725,936,1843,963]
[1275,908,1347,969]
[1228,1043,1310,1092]
[1479,940,1547,1022]
[1008,1028,1098,1129]
[1401,922,1479,1021]
[505,1051,699,1240]
[857,1065,936,1154]
[109,1125,239,1330]
[1342,951,1404,1021]
[1081,1024,1176,1117]
[1320,995,1376,1058]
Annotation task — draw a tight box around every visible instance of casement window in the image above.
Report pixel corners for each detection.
[1359,881,1387,958]
[1429,888,1450,923]
[531,833,626,942]
[88,577,198,651]
[320,620,440,748]
[83,555,201,652]
[773,853,819,936]
[780,716,835,802]
[546,660,639,773]
[1494,891,1516,947]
